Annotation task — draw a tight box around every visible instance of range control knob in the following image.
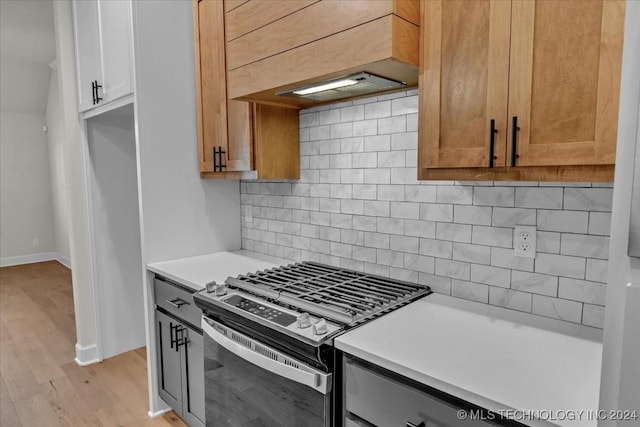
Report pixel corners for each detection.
[312,318,328,335]
[296,312,311,329]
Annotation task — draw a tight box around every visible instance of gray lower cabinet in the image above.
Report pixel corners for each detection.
[344,356,504,427]
[156,309,205,427]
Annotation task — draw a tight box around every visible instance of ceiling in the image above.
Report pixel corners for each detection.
[0,0,56,64]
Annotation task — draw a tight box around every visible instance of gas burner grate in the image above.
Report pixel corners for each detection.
[225,261,430,325]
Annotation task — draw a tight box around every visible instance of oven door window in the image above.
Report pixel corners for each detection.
[203,318,331,427]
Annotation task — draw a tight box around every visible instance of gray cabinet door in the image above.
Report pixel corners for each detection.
[182,327,205,427]
[156,310,183,411]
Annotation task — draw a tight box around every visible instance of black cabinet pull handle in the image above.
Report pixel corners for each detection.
[94,80,103,104]
[166,298,189,309]
[511,116,520,167]
[169,322,176,349]
[91,81,96,105]
[488,119,498,168]
[175,325,188,352]
[213,146,227,172]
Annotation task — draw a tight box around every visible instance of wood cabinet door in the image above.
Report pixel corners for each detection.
[419,0,511,169]
[156,311,182,412]
[194,0,252,173]
[507,0,625,167]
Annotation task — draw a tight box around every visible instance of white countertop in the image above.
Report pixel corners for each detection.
[147,250,292,291]
[335,294,604,427]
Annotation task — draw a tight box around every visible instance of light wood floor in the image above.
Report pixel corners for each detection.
[0,261,187,427]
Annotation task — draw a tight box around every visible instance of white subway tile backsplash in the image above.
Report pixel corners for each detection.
[378,116,406,134]
[404,253,435,273]
[564,188,613,212]
[492,207,536,227]
[340,105,364,123]
[379,151,406,167]
[489,288,532,312]
[586,258,608,283]
[560,234,609,259]
[377,217,405,235]
[390,202,420,219]
[364,232,390,249]
[472,226,513,248]
[454,206,492,225]
[588,212,612,235]
[558,278,606,305]
[436,223,472,243]
[435,259,471,281]
[341,137,365,153]
[391,235,420,253]
[511,271,558,297]
[515,187,563,209]
[532,295,582,323]
[471,264,511,288]
[391,132,418,150]
[420,203,454,222]
[536,231,561,254]
[378,185,405,201]
[364,135,390,152]
[452,280,489,303]
[473,187,515,207]
[391,95,419,116]
[242,91,611,328]
[437,186,473,205]
[352,152,378,168]
[535,253,586,279]
[452,242,491,264]
[537,210,589,233]
[364,100,391,119]
[582,304,605,328]
[491,247,534,272]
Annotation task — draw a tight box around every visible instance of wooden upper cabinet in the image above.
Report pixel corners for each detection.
[419,0,625,181]
[420,0,511,169]
[193,0,299,180]
[507,0,624,167]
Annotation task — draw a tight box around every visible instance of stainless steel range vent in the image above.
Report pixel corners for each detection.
[276,72,406,102]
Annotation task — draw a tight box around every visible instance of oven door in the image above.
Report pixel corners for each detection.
[202,317,332,427]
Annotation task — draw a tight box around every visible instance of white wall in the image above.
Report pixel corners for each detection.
[46,65,71,266]
[0,58,52,114]
[131,0,241,414]
[86,104,145,359]
[0,111,56,263]
[599,2,640,423]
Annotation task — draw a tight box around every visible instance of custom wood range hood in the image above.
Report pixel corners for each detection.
[224,0,420,108]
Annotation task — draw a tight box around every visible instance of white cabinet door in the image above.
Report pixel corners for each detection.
[98,0,133,104]
[73,0,102,112]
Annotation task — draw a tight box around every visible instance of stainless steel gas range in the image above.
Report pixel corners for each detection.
[193,261,431,427]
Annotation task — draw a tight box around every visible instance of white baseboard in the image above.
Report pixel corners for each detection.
[74,343,101,366]
[148,407,172,418]
[0,252,57,267]
[56,253,72,269]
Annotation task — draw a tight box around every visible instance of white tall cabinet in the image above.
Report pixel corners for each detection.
[72,0,133,112]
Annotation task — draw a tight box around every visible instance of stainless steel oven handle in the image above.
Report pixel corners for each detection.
[202,317,331,395]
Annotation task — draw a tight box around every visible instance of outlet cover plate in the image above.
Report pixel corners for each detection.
[514,225,536,258]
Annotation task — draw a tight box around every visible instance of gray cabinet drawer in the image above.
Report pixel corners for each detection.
[154,277,201,327]
[345,360,494,427]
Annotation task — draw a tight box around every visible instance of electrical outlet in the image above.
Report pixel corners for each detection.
[514,225,536,258]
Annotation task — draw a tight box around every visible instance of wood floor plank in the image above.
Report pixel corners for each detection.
[14,392,65,427]
[0,262,187,426]
[0,397,22,427]
[4,319,66,384]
